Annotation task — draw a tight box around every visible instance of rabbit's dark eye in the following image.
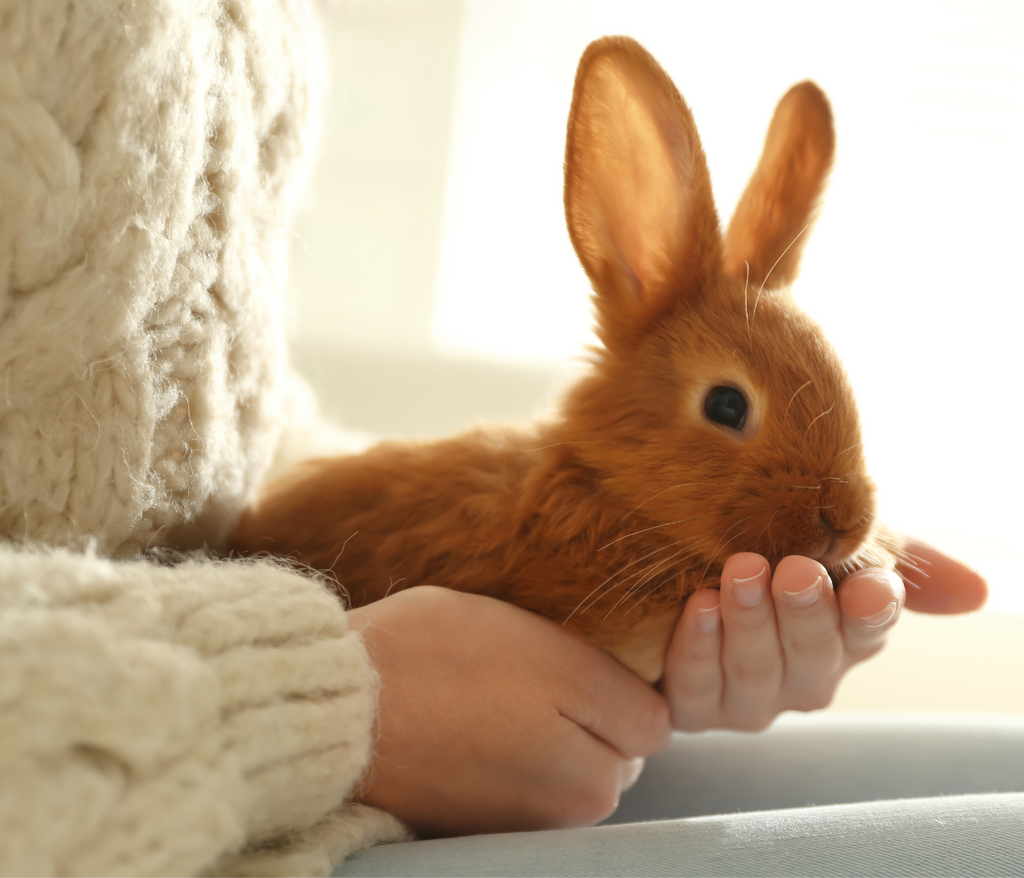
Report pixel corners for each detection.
[705,386,747,430]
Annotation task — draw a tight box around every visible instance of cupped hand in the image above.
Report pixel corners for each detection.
[349,542,986,834]
[662,539,987,731]
[348,585,670,837]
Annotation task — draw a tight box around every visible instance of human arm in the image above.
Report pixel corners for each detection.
[0,546,406,877]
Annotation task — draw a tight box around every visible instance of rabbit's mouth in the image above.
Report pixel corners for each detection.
[816,511,856,566]
[822,528,901,583]
[811,524,872,570]
[819,540,855,568]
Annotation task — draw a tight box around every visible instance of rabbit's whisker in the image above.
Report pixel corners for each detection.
[598,515,720,551]
[744,260,751,342]
[382,576,405,599]
[697,525,750,584]
[622,549,700,617]
[695,517,752,579]
[595,565,656,612]
[329,531,358,571]
[827,443,864,466]
[587,545,701,620]
[899,547,932,569]
[565,541,687,623]
[897,560,929,579]
[526,439,617,453]
[887,544,930,581]
[603,547,694,619]
[785,379,814,418]
[901,564,932,582]
[626,482,756,518]
[804,403,836,439]
[751,224,809,329]
[756,509,781,556]
[624,572,681,617]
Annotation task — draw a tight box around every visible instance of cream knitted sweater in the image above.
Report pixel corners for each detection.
[0,1,406,874]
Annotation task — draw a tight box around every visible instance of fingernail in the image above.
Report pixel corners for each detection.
[783,574,825,609]
[732,569,767,608]
[657,727,674,753]
[695,606,720,635]
[622,757,645,791]
[861,601,899,628]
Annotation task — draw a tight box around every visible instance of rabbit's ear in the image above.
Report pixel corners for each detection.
[564,37,720,351]
[722,82,834,290]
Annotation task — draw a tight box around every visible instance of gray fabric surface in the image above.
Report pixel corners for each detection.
[336,713,1024,877]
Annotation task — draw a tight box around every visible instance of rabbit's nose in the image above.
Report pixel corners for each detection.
[816,509,854,563]
[819,510,837,535]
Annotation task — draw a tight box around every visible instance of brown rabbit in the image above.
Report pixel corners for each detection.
[231,36,898,683]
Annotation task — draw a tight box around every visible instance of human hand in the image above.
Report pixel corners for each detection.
[662,540,987,731]
[348,585,670,837]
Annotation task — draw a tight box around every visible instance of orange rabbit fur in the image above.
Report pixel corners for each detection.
[230,36,897,683]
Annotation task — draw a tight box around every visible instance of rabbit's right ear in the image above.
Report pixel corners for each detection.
[564,38,720,353]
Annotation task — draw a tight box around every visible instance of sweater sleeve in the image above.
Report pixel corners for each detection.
[0,546,408,877]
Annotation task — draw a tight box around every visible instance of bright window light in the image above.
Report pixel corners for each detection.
[432,0,1024,609]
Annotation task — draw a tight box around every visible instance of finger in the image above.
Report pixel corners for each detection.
[661,586,724,730]
[557,630,671,759]
[837,567,904,661]
[899,539,988,614]
[540,721,649,829]
[719,553,784,730]
[770,555,843,709]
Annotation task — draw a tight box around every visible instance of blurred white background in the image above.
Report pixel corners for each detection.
[291,0,1023,646]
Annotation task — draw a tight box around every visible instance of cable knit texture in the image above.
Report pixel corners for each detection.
[0,1,408,873]
[0,0,314,555]
[0,550,405,876]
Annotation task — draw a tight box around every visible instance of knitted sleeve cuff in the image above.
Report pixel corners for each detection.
[0,546,406,876]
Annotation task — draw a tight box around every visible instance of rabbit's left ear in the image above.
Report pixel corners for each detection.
[721,82,835,290]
